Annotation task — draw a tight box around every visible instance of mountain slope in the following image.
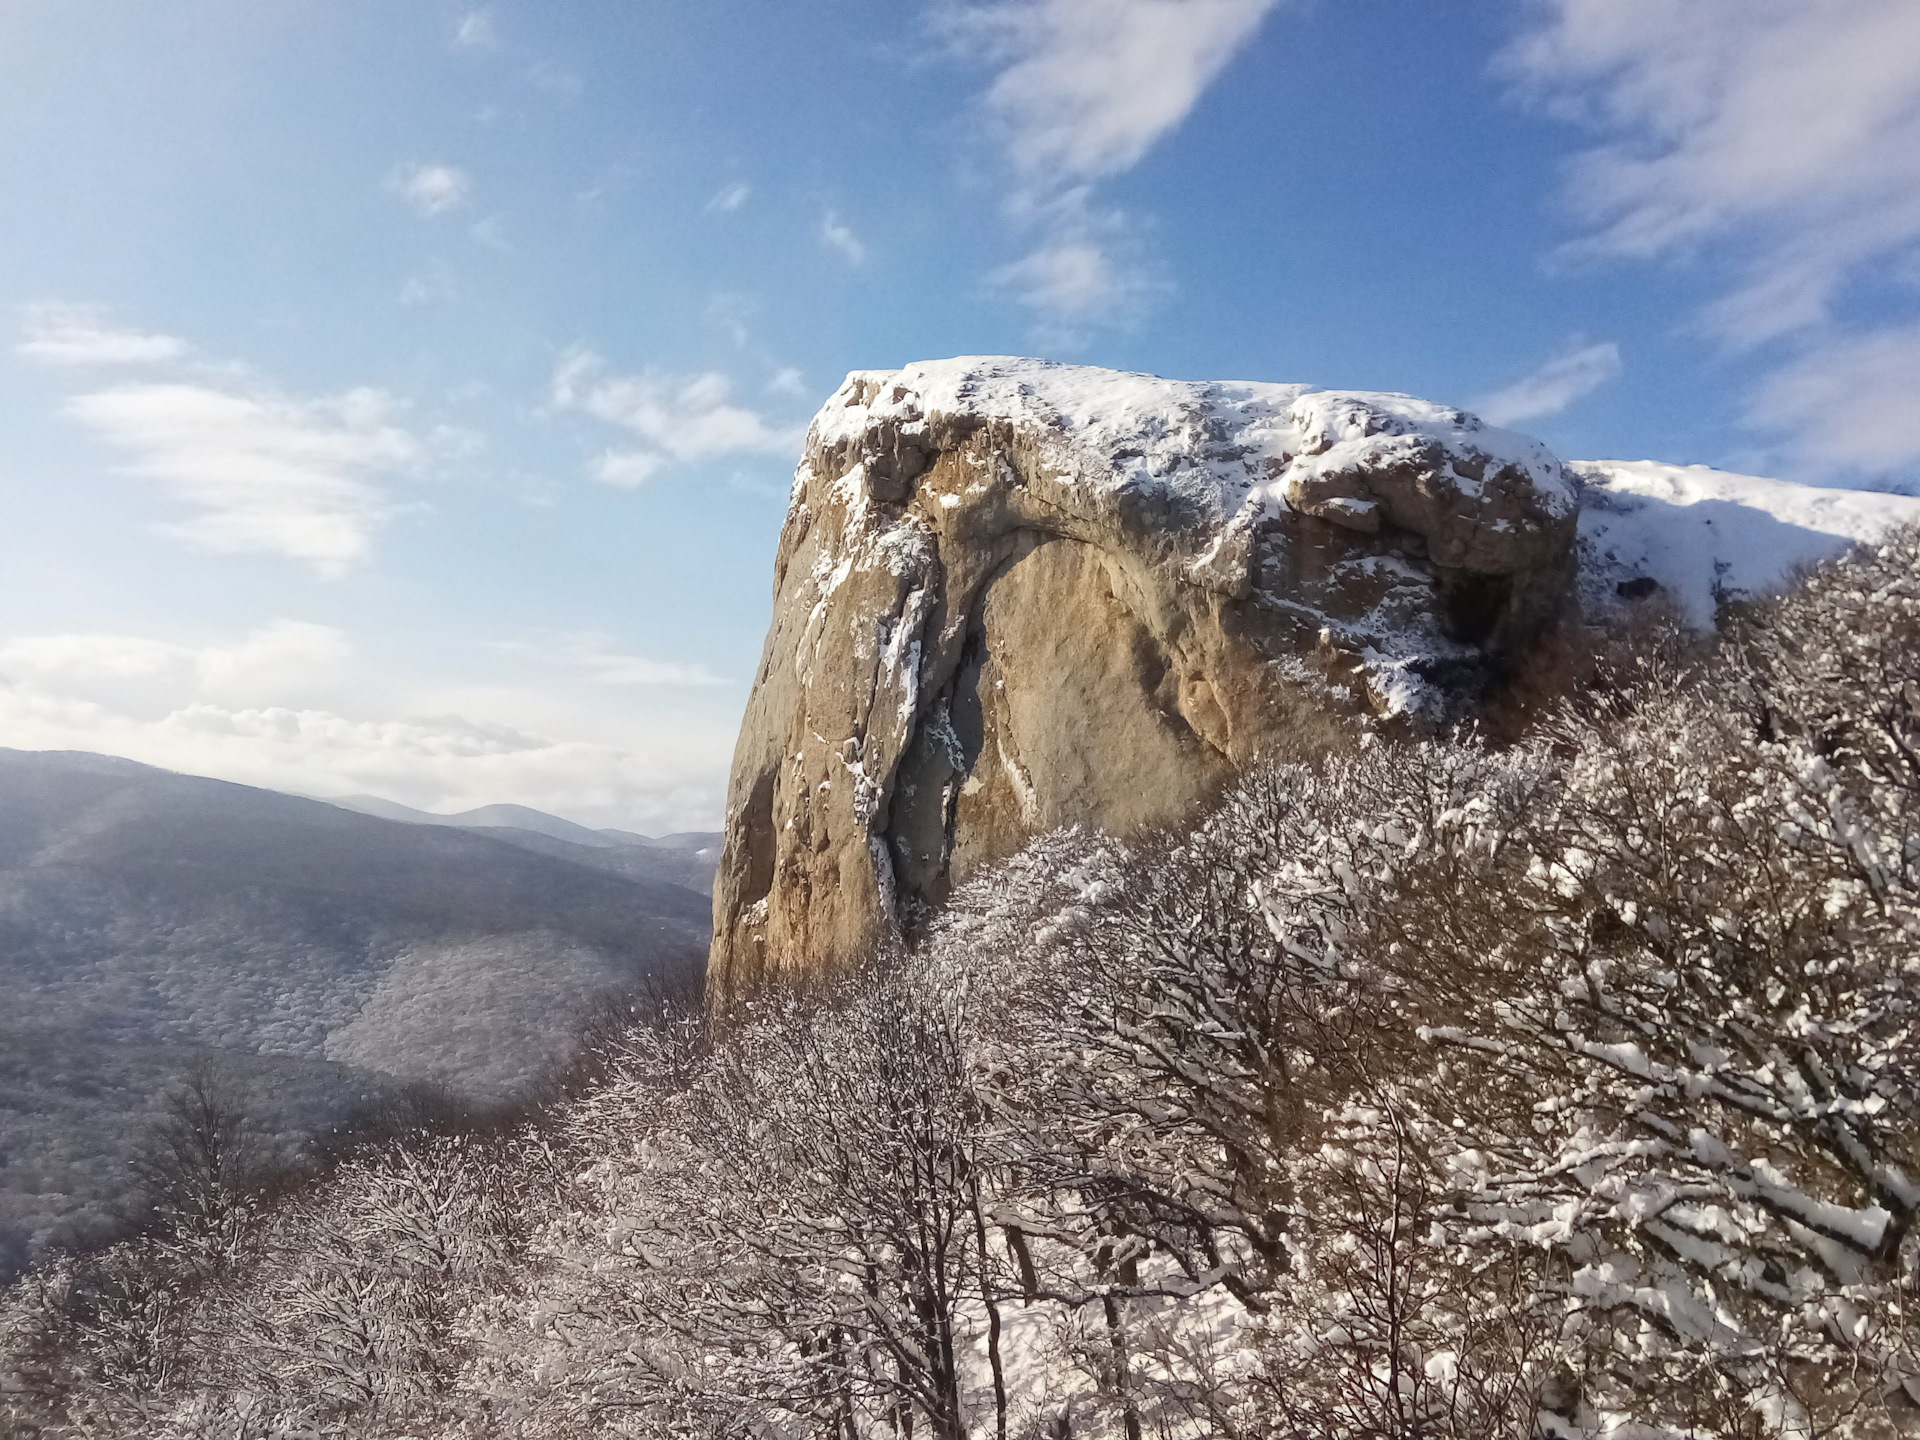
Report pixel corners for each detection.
[327,794,631,848]
[1575,459,1920,626]
[0,747,710,1275]
[463,824,720,893]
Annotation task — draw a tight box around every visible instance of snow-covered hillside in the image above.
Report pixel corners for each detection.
[0,749,711,1276]
[1576,459,1920,627]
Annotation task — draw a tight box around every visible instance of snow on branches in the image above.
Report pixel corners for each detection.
[5,529,1920,1439]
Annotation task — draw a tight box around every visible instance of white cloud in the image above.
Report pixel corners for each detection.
[16,303,190,367]
[63,379,419,574]
[590,450,664,487]
[0,682,726,833]
[0,621,352,708]
[495,633,727,688]
[990,223,1155,330]
[0,619,734,831]
[766,367,807,397]
[1748,326,1920,482]
[955,0,1282,184]
[819,210,868,265]
[707,292,757,349]
[1504,0,1920,476]
[1474,340,1623,427]
[195,620,356,698]
[387,162,471,218]
[550,348,802,486]
[707,181,752,214]
[944,0,1281,332]
[398,262,457,307]
[454,9,497,48]
[526,61,583,99]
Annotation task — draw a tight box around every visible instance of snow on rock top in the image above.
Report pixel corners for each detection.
[1575,459,1920,628]
[809,357,1576,574]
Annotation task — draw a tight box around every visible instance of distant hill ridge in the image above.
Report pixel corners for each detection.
[0,747,712,1277]
[323,793,708,849]
[321,794,720,891]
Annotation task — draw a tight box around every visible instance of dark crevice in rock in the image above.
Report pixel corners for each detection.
[734,769,778,910]
[1439,572,1515,646]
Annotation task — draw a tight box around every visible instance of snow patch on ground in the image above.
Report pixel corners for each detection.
[1576,459,1920,628]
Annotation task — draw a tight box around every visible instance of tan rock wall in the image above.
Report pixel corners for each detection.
[709,360,1579,1001]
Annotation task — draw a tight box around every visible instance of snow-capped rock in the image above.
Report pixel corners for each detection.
[710,360,1920,997]
[710,358,1581,998]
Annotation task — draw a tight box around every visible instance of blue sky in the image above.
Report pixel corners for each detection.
[1,0,1916,830]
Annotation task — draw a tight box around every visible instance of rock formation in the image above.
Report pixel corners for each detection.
[709,357,1580,999]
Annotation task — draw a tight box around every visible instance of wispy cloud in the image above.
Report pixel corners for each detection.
[398,261,457,308]
[818,210,868,265]
[16,302,190,367]
[944,0,1283,331]
[387,162,471,217]
[959,0,1282,185]
[1474,340,1623,428]
[767,367,807,397]
[22,309,432,573]
[707,292,758,349]
[987,213,1159,332]
[550,348,802,487]
[63,379,419,575]
[454,9,497,49]
[707,181,752,214]
[1503,0,1920,478]
[525,60,582,99]
[0,621,352,706]
[495,632,726,688]
[1748,325,1920,485]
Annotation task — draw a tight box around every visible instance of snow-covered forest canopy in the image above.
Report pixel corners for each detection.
[5,530,1920,1439]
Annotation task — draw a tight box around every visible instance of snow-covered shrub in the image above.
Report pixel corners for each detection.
[474,966,1018,1440]
[931,742,1568,1438]
[191,1133,527,1434]
[926,531,1920,1437]
[1368,541,1920,1434]
[0,1240,202,1438]
[7,529,1918,1440]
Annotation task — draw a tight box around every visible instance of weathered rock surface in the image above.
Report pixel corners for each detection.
[710,358,1580,999]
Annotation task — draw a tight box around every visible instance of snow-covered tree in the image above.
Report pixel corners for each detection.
[8,528,1920,1440]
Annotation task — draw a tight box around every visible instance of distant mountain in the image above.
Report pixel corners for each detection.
[325,793,632,847]
[464,825,720,895]
[0,748,711,1277]
[601,828,721,851]
[322,794,722,892]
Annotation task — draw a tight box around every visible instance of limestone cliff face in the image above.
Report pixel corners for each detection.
[709,358,1579,999]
